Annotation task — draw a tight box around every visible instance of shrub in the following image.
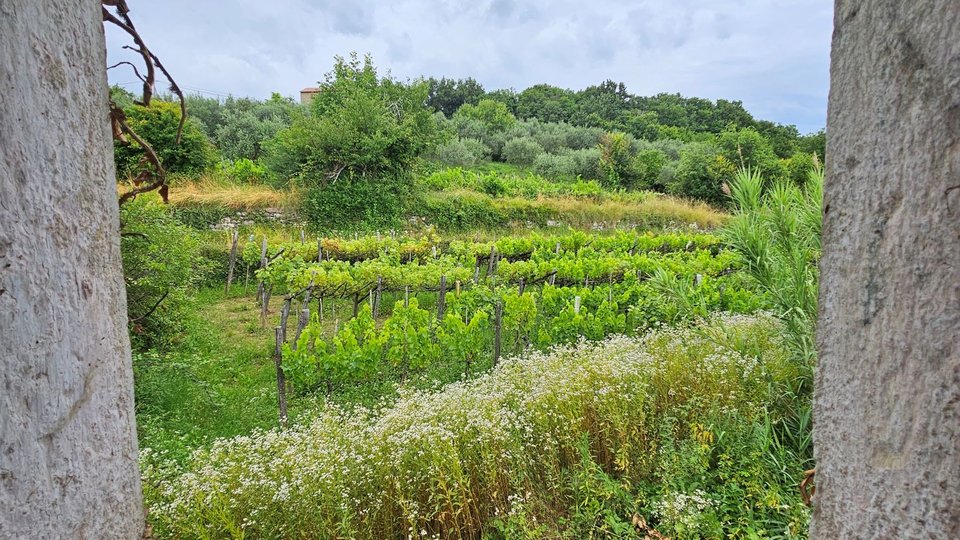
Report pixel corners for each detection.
[432,138,490,167]
[502,137,544,166]
[216,158,266,183]
[532,152,576,179]
[114,100,216,178]
[119,199,211,349]
[564,147,603,180]
[668,142,725,206]
[454,98,517,132]
[303,178,406,231]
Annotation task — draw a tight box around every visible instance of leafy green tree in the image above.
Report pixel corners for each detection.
[214,94,298,161]
[113,100,216,178]
[716,127,781,177]
[572,80,632,126]
[755,120,801,159]
[263,53,440,187]
[597,131,634,188]
[633,148,668,191]
[183,94,225,137]
[783,151,817,186]
[483,88,520,115]
[516,84,576,123]
[502,137,544,166]
[668,142,725,205]
[427,77,486,117]
[797,129,826,161]
[454,99,517,132]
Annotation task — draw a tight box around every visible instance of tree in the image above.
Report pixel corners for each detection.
[516,84,577,123]
[453,98,517,132]
[669,142,725,206]
[263,53,440,187]
[716,127,779,172]
[0,0,144,536]
[427,77,486,117]
[113,100,216,177]
[813,1,960,537]
[215,94,297,161]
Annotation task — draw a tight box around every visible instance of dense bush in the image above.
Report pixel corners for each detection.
[213,94,298,161]
[262,53,440,188]
[502,137,544,166]
[453,98,517,132]
[668,142,726,206]
[532,152,577,179]
[564,147,604,180]
[119,199,211,349]
[432,138,489,167]
[303,178,406,231]
[113,100,216,178]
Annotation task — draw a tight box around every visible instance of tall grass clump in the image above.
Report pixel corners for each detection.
[142,314,809,539]
[724,164,823,365]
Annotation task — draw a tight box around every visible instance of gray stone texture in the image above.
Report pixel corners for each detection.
[814,1,960,538]
[0,1,145,537]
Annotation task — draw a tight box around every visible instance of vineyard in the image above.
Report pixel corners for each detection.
[235,229,762,407]
[130,164,822,538]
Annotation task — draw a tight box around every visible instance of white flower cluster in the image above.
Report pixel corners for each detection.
[141,313,785,538]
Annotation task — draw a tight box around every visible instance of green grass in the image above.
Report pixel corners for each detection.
[133,289,304,461]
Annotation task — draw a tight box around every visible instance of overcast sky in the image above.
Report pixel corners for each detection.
[105,0,834,134]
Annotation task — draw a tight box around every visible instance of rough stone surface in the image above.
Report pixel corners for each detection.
[0,1,145,537]
[814,1,960,538]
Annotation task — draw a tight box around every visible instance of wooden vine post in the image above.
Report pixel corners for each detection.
[256,237,268,305]
[292,308,310,348]
[437,275,447,321]
[493,300,503,366]
[224,228,239,293]
[373,276,383,318]
[273,327,288,427]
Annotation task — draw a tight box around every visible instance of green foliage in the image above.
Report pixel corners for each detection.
[517,84,577,123]
[455,98,518,132]
[216,157,266,183]
[432,137,489,167]
[532,152,577,179]
[598,131,635,188]
[716,127,782,179]
[302,177,406,231]
[383,298,437,378]
[633,148,668,191]
[724,165,823,364]
[427,76,486,117]
[669,142,726,206]
[437,310,490,375]
[114,100,216,178]
[119,199,211,349]
[263,53,440,187]
[502,137,545,166]
[214,93,298,161]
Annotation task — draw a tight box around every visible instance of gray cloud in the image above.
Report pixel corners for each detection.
[106,0,832,133]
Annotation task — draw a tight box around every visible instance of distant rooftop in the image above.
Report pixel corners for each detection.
[299,87,320,104]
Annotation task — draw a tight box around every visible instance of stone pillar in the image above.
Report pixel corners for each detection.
[814,1,959,537]
[0,1,144,537]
